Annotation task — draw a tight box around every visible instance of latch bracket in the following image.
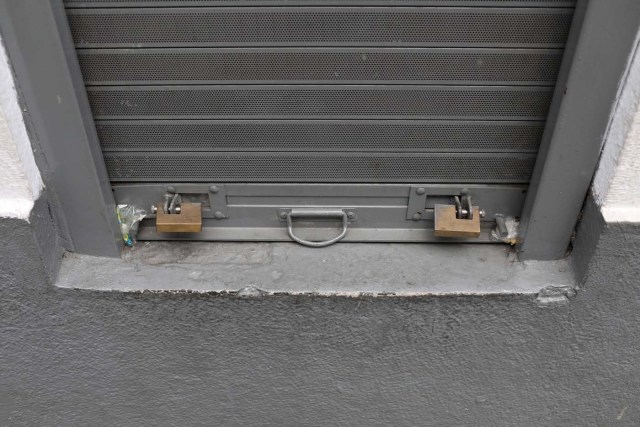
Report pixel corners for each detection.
[150,184,229,219]
[406,186,428,220]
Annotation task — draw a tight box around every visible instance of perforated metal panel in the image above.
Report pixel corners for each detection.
[97,120,543,152]
[104,153,536,182]
[78,48,563,85]
[67,8,573,48]
[88,86,553,120]
[66,0,575,4]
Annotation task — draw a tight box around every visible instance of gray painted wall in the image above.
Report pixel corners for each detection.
[2,194,640,426]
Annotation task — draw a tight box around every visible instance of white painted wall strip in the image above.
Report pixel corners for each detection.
[602,109,640,222]
[593,32,640,223]
[0,37,44,220]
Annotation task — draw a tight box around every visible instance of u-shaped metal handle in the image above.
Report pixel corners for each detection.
[286,209,349,248]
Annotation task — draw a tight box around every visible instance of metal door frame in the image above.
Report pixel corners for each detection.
[1,0,638,259]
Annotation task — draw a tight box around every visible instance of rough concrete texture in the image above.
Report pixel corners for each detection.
[0,211,639,426]
[57,242,575,295]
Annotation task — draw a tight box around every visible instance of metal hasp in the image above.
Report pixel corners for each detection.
[154,194,202,233]
[434,192,483,238]
[280,208,354,248]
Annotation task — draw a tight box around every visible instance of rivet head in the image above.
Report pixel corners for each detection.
[166,186,176,193]
[347,212,355,219]
[214,211,225,219]
[209,185,219,193]
[416,187,426,195]
[279,212,288,219]
[412,212,422,221]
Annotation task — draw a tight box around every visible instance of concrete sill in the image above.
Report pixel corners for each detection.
[56,242,575,296]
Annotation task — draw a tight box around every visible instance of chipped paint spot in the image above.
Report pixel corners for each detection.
[616,406,628,421]
[535,285,577,307]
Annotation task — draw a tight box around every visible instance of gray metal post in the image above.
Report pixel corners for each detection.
[0,0,122,257]
[518,0,640,260]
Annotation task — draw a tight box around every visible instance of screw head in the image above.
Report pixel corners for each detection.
[214,211,225,219]
[347,211,356,219]
[166,186,176,194]
[412,212,422,221]
[209,185,219,193]
[416,187,426,195]
[280,212,288,219]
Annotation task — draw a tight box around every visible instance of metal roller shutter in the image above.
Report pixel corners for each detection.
[63,0,577,243]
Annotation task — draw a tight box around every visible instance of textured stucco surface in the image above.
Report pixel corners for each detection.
[2,210,640,426]
[604,103,640,220]
[0,106,32,218]
[0,37,43,219]
[592,32,640,222]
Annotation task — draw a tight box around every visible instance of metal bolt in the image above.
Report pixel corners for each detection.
[347,211,356,220]
[279,212,288,219]
[214,211,225,219]
[416,187,426,195]
[494,214,508,238]
[166,186,176,194]
[412,212,422,221]
[209,185,219,193]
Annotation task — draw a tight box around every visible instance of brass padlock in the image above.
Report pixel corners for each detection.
[155,201,202,233]
[434,204,481,238]
[434,192,482,238]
